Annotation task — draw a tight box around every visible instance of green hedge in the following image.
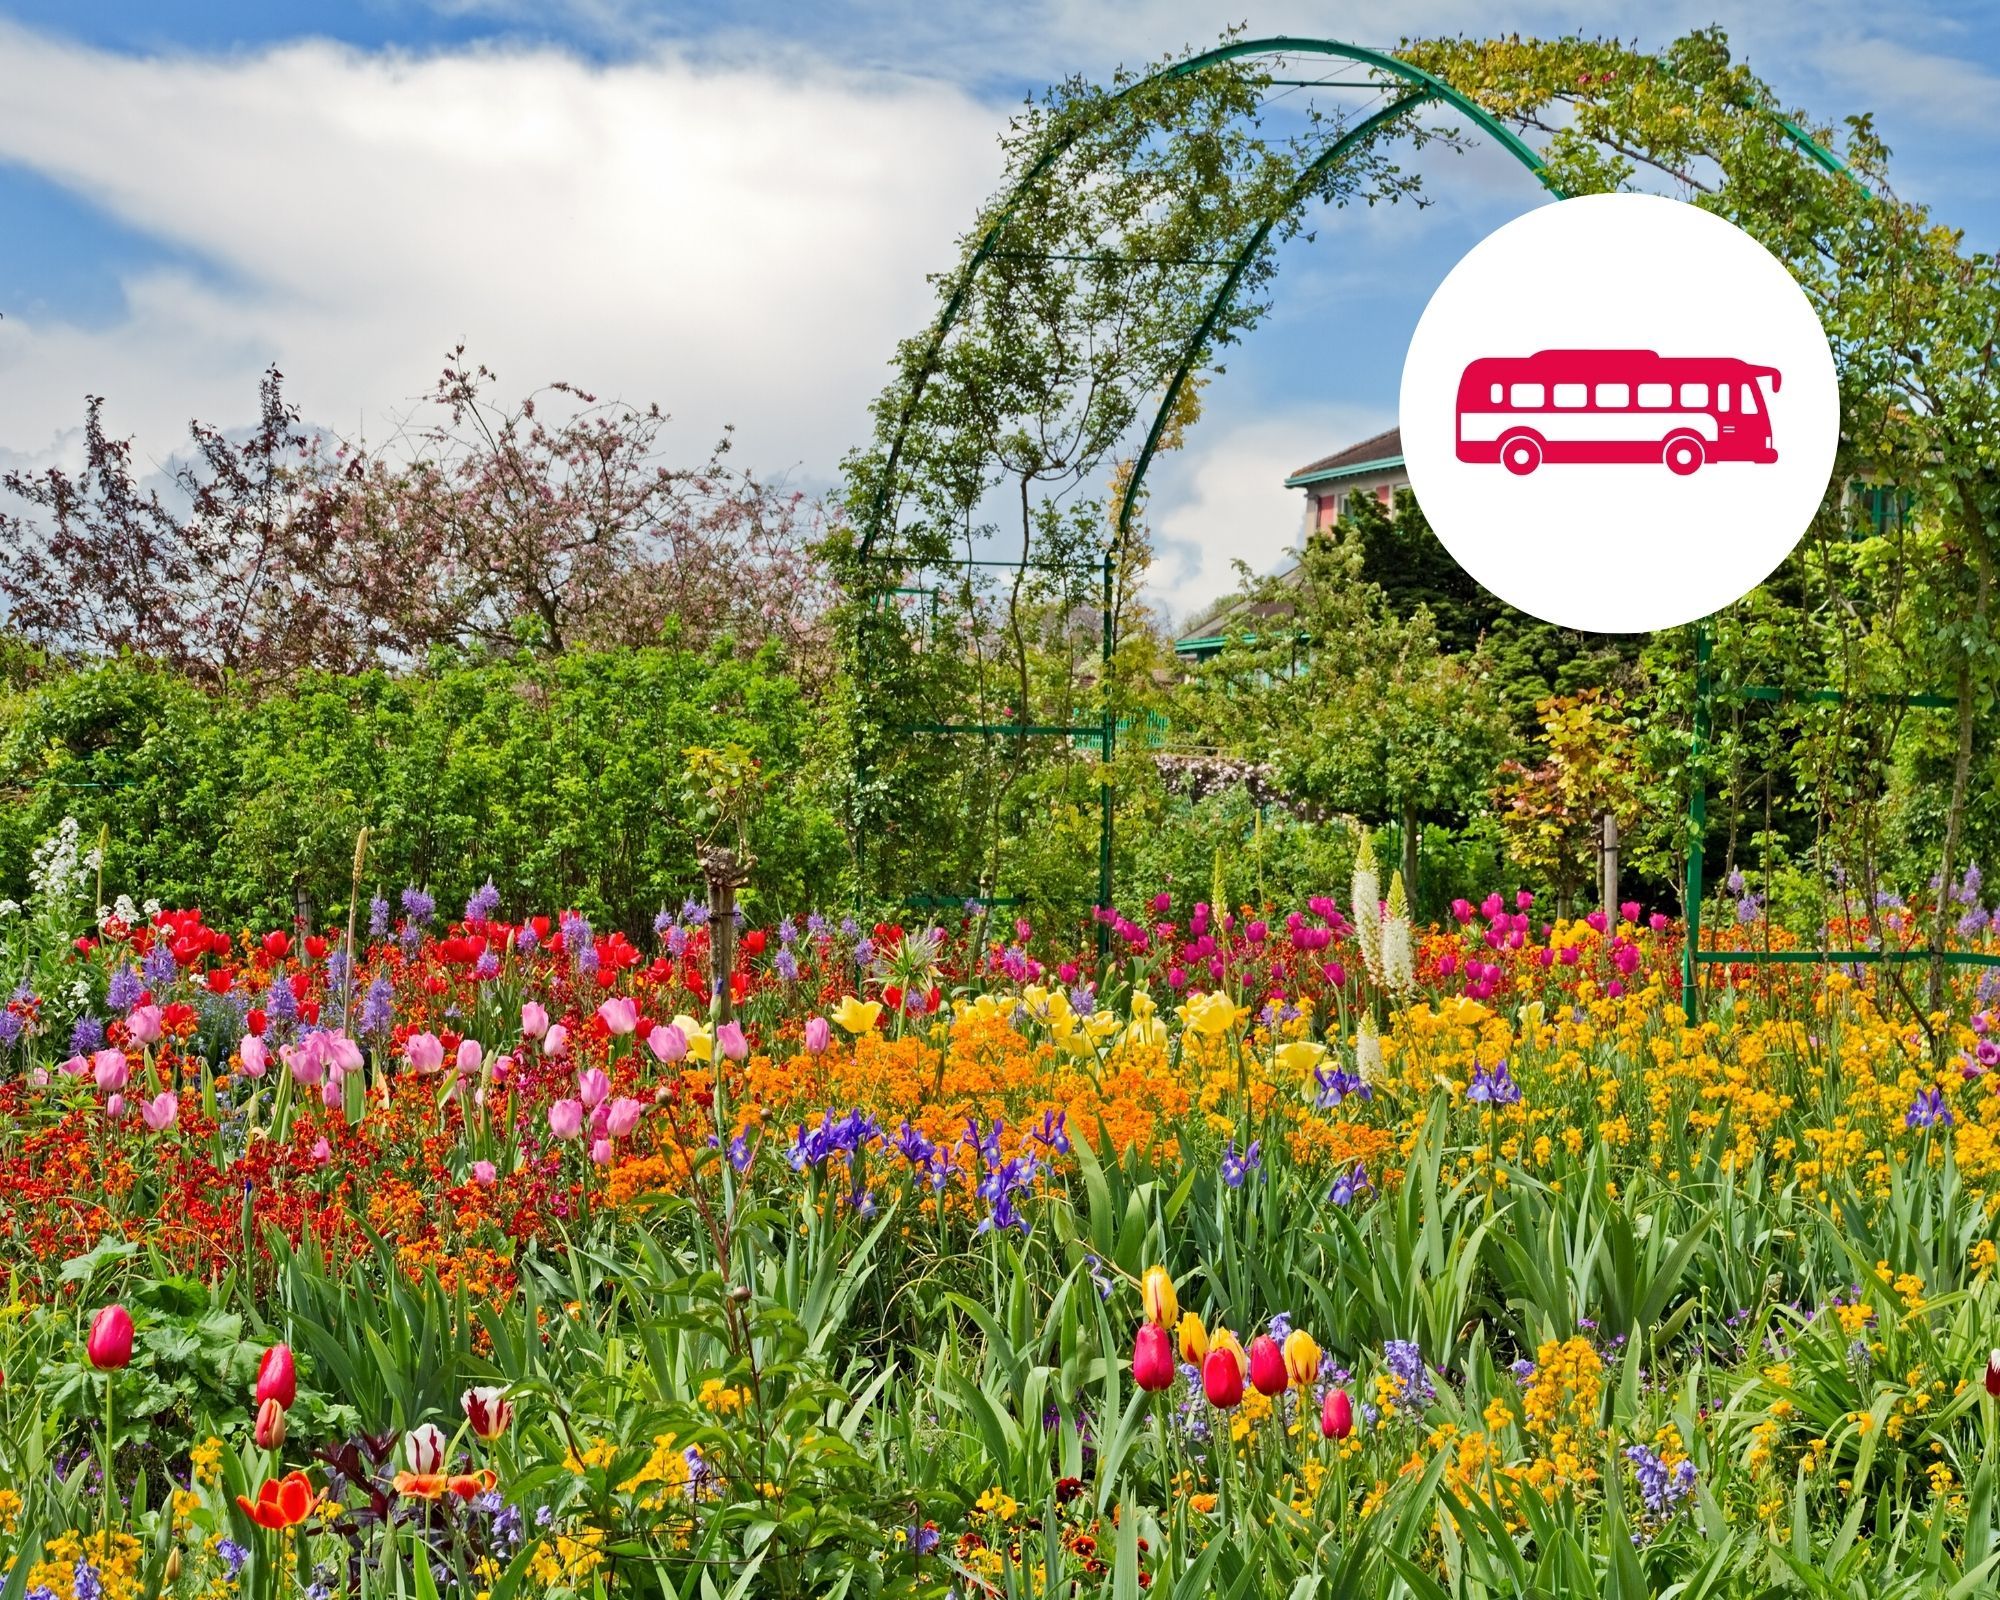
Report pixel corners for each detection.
[0,642,846,933]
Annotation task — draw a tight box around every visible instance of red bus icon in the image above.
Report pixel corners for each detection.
[1455,350,1782,475]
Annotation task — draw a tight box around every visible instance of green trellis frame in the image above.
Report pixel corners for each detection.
[854,35,1865,931]
[1680,622,2000,1025]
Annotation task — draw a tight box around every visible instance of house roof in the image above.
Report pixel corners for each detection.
[1284,425,1403,488]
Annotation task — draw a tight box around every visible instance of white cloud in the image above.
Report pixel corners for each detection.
[0,23,1004,490]
[1146,403,1388,626]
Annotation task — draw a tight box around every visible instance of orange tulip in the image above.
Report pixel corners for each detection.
[236,1469,318,1529]
[392,1468,498,1502]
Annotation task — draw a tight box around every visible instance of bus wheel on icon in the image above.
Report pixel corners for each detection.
[1399,194,1839,633]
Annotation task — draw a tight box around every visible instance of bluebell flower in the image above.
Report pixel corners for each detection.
[1383,1339,1434,1403]
[359,974,395,1035]
[1625,1443,1696,1515]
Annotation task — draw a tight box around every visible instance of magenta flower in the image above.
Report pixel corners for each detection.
[804,1017,831,1054]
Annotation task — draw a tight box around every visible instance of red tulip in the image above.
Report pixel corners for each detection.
[261,930,292,961]
[1132,1324,1176,1392]
[1202,1347,1244,1409]
[255,1343,297,1410]
[254,1396,288,1448]
[87,1304,134,1370]
[1247,1335,1288,1397]
[1321,1387,1353,1440]
[237,1470,317,1529]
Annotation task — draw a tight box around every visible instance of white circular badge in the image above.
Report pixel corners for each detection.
[1399,193,1838,632]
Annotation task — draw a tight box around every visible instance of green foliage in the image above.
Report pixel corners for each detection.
[0,642,844,932]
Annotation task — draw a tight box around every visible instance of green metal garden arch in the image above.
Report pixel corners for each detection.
[851,36,1867,943]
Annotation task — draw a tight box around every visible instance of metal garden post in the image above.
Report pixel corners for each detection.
[1683,623,1711,1027]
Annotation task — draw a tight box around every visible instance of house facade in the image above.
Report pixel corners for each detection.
[1173,424,1407,661]
[1283,424,1409,533]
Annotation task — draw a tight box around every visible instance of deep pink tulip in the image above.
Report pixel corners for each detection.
[1202,1347,1244,1409]
[1247,1335,1288,1397]
[93,1049,129,1093]
[1321,1387,1353,1440]
[87,1304,134,1370]
[256,1343,297,1409]
[1132,1324,1176,1392]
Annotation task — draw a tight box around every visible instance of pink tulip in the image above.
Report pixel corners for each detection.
[804,1017,831,1054]
[606,1096,644,1138]
[596,997,639,1036]
[58,1053,90,1078]
[489,1053,514,1085]
[105,1093,126,1120]
[471,1160,497,1186]
[93,1049,129,1094]
[280,1041,323,1086]
[27,1068,47,1088]
[126,1004,164,1045]
[405,1032,446,1074]
[239,1035,268,1077]
[591,1138,613,1165]
[520,1002,550,1039]
[140,1091,178,1132]
[87,1304,134,1369]
[716,1021,749,1062]
[543,1024,569,1057]
[548,1099,584,1140]
[321,1078,344,1109]
[646,1024,687,1064]
[311,1137,333,1163]
[577,1068,610,1110]
[454,1038,483,1078]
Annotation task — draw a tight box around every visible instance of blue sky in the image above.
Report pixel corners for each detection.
[2,1,1996,618]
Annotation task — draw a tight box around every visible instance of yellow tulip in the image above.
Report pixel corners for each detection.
[1177,1311,1209,1364]
[831,995,884,1035]
[671,1013,715,1063]
[1282,1328,1321,1388]
[1141,1266,1178,1328]
[1274,1039,1328,1077]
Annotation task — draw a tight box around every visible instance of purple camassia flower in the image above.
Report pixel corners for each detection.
[1383,1339,1435,1404]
